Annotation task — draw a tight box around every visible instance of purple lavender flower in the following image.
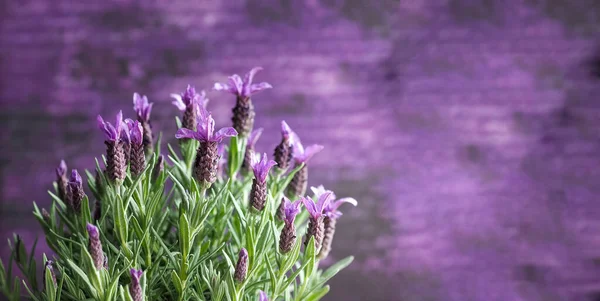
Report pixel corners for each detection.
[310,186,357,259]
[259,291,269,301]
[151,155,164,183]
[286,137,324,198]
[45,260,57,288]
[175,106,237,187]
[129,268,143,301]
[125,119,145,177]
[55,160,68,201]
[279,197,303,253]
[97,111,125,142]
[302,192,334,251]
[68,169,84,214]
[97,111,127,182]
[213,67,272,99]
[171,85,208,131]
[133,93,153,122]
[249,152,277,211]
[214,67,272,137]
[86,223,104,270]
[273,121,295,171]
[133,93,154,153]
[234,248,248,282]
[242,128,263,171]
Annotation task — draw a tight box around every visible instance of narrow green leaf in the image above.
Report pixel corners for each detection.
[305,285,330,301]
[66,259,97,297]
[171,270,183,295]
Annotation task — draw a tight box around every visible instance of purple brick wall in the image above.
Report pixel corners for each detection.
[2,0,600,300]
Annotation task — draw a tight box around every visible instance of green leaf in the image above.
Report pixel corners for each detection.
[265,257,277,293]
[171,270,183,295]
[44,265,57,301]
[114,195,129,244]
[67,259,97,298]
[305,285,330,301]
[304,237,316,280]
[282,240,302,273]
[179,213,191,258]
[318,256,354,285]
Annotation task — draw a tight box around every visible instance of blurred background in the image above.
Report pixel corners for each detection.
[2,0,600,300]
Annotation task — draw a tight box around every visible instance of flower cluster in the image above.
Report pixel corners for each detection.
[0,67,356,301]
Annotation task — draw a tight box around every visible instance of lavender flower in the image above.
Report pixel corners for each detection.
[279,197,302,253]
[214,67,272,137]
[242,128,263,172]
[151,155,164,183]
[249,152,277,211]
[42,208,51,224]
[286,137,324,198]
[234,248,248,282]
[311,186,357,259]
[67,169,84,214]
[97,111,127,182]
[45,260,57,288]
[55,160,68,201]
[302,192,334,251]
[129,268,143,301]
[133,93,154,153]
[175,106,237,188]
[171,85,208,131]
[125,119,145,177]
[259,291,269,301]
[86,223,104,270]
[273,121,295,171]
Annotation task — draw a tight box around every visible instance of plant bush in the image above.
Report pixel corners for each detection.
[0,67,356,301]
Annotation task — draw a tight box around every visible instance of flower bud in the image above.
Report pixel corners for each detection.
[86,224,104,270]
[129,268,143,301]
[68,170,84,213]
[234,248,248,282]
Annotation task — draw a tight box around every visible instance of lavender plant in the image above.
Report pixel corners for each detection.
[0,67,356,301]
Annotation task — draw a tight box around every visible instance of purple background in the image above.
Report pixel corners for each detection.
[2,0,600,300]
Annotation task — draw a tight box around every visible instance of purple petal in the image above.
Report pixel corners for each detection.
[259,290,269,301]
[316,191,333,213]
[213,82,234,93]
[302,197,319,219]
[212,127,238,142]
[198,90,209,108]
[175,128,198,140]
[96,115,113,140]
[283,197,303,224]
[86,223,99,239]
[239,248,248,260]
[115,110,124,139]
[229,75,244,96]
[281,121,294,142]
[70,169,82,185]
[128,120,143,145]
[249,82,273,95]
[170,94,186,111]
[310,185,332,199]
[242,67,263,96]
[130,268,143,283]
[247,128,263,148]
[183,85,197,105]
[244,67,263,86]
[299,144,324,163]
[56,160,67,177]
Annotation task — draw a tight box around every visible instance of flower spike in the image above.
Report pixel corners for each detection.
[214,67,272,137]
